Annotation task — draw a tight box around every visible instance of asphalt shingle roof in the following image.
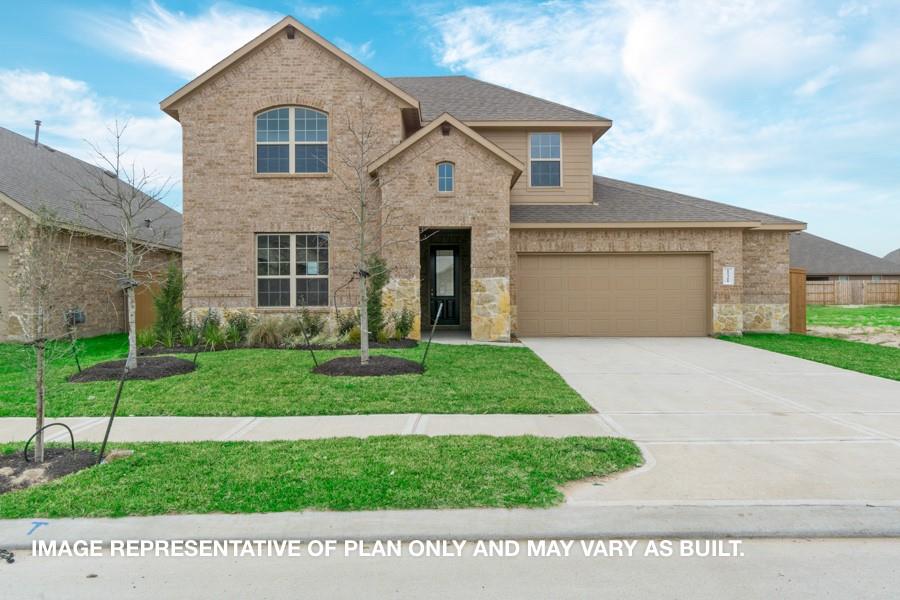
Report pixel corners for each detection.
[510,176,804,225]
[388,76,609,123]
[884,248,900,264]
[0,127,182,248]
[790,232,900,276]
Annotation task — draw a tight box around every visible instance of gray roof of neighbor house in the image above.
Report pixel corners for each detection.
[790,232,900,276]
[885,248,900,264]
[0,126,182,249]
[510,176,804,226]
[389,76,610,123]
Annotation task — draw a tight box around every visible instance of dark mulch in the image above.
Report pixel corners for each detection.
[313,355,424,377]
[0,448,98,494]
[139,338,419,355]
[68,356,197,382]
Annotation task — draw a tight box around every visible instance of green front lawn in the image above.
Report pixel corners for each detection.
[722,333,900,381]
[0,436,641,517]
[0,334,591,416]
[807,304,900,328]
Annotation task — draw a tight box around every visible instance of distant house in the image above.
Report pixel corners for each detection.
[790,232,900,282]
[885,248,900,264]
[0,126,182,340]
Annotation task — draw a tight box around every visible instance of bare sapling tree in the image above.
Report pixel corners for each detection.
[3,209,76,462]
[326,90,432,365]
[73,120,174,371]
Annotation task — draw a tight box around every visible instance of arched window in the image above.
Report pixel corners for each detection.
[255,107,328,174]
[437,162,454,193]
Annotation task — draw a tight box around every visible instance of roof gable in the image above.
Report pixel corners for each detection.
[367,113,523,187]
[160,16,419,119]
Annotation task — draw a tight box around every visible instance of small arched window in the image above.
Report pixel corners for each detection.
[256,107,328,174]
[437,162,454,193]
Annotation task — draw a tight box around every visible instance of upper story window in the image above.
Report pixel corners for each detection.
[529,132,561,187]
[437,162,454,193]
[255,107,328,174]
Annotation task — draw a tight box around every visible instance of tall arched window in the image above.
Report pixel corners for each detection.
[256,107,328,174]
[437,162,454,193]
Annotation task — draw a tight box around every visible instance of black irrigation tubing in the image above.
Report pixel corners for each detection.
[97,364,128,465]
[23,423,76,462]
[420,302,443,369]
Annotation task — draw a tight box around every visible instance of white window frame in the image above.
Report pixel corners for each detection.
[255,107,329,175]
[527,132,563,188]
[872,275,882,281]
[256,233,330,308]
[437,161,454,193]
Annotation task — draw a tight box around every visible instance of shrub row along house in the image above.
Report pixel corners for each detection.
[161,16,806,342]
[0,126,182,341]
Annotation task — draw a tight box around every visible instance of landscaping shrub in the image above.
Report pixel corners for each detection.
[284,308,326,339]
[152,263,184,344]
[136,328,157,349]
[159,328,177,349]
[366,255,389,340]
[202,324,226,351]
[335,309,359,337]
[223,310,254,342]
[346,325,361,345]
[224,323,243,348]
[179,325,200,347]
[248,318,284,348]
[393,307,415,340]
[375,329,390,345]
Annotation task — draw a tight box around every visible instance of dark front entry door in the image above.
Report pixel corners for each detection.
[429,246,460,325]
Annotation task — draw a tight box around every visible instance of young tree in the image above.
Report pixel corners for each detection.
[327,91,432,365]
[73,121,175,370]
[2,209,76,462]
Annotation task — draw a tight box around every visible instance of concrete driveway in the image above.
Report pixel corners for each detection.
[522,337,900,506]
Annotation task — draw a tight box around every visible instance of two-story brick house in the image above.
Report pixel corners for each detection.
[160,16,805,342]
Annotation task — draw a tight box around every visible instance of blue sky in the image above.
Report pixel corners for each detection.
[1,0,898,256]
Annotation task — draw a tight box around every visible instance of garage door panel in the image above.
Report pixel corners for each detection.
[517,253,709,337]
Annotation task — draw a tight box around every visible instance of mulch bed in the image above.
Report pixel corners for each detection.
[68,356,197,382]
[0,448,98,494]
[313,355,424,377]
[139,338,419,355]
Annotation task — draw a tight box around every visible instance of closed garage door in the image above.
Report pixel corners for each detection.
[516,253,709,337]
[0,248,8,338]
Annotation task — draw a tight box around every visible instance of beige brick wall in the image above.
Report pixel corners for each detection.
[171,30,410,312]
[1,202,180,340]
[741,230,790,332]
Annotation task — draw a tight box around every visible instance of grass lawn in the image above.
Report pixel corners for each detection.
[721,333,900,381]
[0,334,591,416]
[807,304,900,328]
[0,436,640,517]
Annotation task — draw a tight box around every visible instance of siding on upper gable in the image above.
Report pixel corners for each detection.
[476,128,594,204]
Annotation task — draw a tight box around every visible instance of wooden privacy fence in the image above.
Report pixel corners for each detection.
[806,280,900,305]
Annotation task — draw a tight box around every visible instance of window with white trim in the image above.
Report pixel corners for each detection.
[257,233,329,307]
[437,162,454,193]
[529,132,561,187]
[255,107,328,174]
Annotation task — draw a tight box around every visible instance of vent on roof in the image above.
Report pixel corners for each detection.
[103,169,116,178]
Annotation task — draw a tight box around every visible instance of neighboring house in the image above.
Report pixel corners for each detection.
[885,248,900,264]
[160,16,805,341]
[0,126,182,341]
[790,232,900,282]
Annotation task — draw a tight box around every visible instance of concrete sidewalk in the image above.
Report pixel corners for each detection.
[0,414,616,443]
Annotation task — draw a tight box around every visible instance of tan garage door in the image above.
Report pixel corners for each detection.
[517,253,710,337]
[0,248,9,338]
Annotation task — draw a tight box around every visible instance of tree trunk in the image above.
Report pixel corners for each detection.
[126,285,137,370]
[359,268,369,365]
[34,340,45,462]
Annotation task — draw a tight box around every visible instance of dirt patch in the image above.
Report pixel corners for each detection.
[313,355,424,377]
[68,356,197,382]
[139,339,419,355]
[0,449,98,494]
[808,326,900,348]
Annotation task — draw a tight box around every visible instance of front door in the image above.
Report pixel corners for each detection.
[429,246,460,325]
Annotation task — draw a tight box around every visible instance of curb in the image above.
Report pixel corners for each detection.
[3,504,900,550]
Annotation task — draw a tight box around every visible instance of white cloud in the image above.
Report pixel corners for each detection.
[293,2,340,21]
[429,0,900,255]
[334,38,375,61]
[0,69,182,210]
[84,1,278,78]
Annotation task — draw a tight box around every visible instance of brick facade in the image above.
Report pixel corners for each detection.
[1,202,179,340]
